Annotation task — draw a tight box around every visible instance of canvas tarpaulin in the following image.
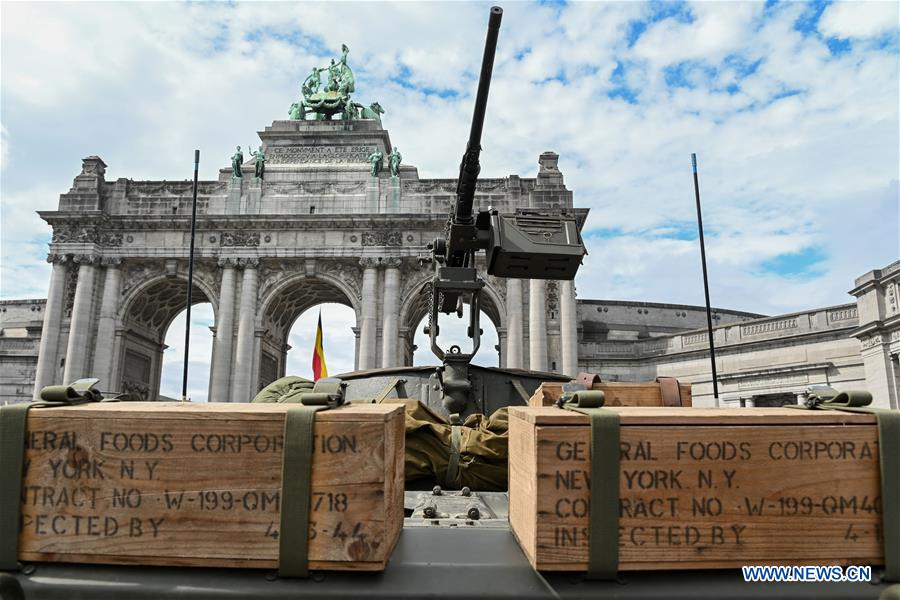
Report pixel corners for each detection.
[254,378,509,491]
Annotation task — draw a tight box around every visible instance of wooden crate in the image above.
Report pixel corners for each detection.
[509,406,882,571]
[529,381,692,407]
[17,402,405,570]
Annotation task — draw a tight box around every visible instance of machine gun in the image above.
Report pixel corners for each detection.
[427,6,587,415]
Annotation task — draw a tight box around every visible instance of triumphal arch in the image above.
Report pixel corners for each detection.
[31,49,586,401]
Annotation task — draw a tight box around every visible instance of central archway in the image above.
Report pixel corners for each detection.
[258,272,360,390]
[285,304,357,380]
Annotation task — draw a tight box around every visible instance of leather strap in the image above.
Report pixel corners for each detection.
[655,376,683,407]
[562,391,619,580]
[793,388,899,581]
[576,372,602,389]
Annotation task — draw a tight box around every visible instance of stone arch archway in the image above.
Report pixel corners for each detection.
[256,271,361,390]
[117,273,218,400]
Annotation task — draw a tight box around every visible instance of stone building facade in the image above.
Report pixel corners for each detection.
[3,119,583,403]
[572,261,900,408]
[1,117,897,409]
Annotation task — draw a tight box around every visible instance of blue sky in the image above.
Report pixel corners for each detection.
[1,1,898,399]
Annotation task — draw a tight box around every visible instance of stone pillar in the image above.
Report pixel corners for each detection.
[850,267,900,409]
[358,258,379,370]
[246,179,262,214]
[860,335,899,409]
[63,255,98,383]
[226,178,242,213]
[210,258,237,402]
[381,258,401,367]
[529,279,548,371]
[366,177,379,212]
[398,326,412,367]
[505,279,524,369]
[389,177,401,212]
[559,279,578,377]
[231,258,259,402]
[92,258,123,389]
[33,254,69,399]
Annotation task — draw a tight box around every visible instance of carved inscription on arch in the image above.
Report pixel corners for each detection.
[268,145,373,165]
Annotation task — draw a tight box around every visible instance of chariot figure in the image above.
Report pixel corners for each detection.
[326,59,340,92]
[302,67,323,97]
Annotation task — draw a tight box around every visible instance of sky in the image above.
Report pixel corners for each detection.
[1,1,898,400]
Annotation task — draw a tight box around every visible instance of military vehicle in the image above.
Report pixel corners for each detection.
[3,6,891,599]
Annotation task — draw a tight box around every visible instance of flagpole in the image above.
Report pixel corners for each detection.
[182,149,200,402]
[691,153,719,400]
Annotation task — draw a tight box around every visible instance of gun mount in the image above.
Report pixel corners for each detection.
[426,6,587,416]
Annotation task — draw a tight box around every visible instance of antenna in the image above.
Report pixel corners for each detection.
[182,149,200,403]
[691,153,719,400]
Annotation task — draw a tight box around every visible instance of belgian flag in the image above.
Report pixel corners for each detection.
[312,310,328,381]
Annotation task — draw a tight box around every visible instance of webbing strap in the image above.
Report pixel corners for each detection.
[279,404,327,577]
[563,391,619,580]
[445,424,463,488]
[278,379,347,578]
[373,377,403,404]
[793,389,900,581]
[510,379,531,404]
[1,379,105,571]
[0,403,30,571]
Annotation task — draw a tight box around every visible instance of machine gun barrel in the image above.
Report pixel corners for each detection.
[453,6,502,229]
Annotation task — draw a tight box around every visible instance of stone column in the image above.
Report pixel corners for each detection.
[33,254,69,399]
[559,279,578,377]
[63,254,98,383]
[358,258,379,370]
[860,335,899,409]
[226,178,242,213]
[366,177,380,212]
[529,279,548,371]
[210,258,237,402]
[381,258,401,367]
[505,279,524,369]
[389,177,401,212]
[398,326,412,366]
[92,258,123,389]
[231,258,259,402]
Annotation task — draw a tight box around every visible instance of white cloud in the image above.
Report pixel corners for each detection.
[819,1,899,39]
[1,1,897,341]
[0,123,8,171]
